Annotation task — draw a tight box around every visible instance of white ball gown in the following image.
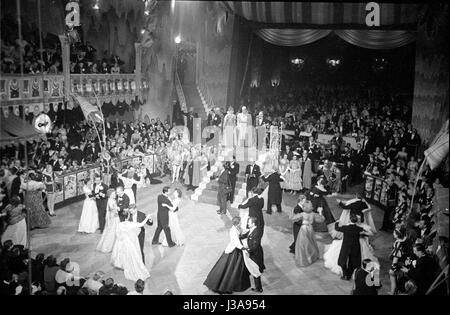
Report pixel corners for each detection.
[111,220,150,282]
[96,198,120,253]
[78,185,100,233]
[162,198,185,246]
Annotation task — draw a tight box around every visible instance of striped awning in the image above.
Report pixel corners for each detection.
[224,2,418,29]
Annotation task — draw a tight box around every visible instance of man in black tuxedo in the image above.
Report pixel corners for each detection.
[254,111,267,150]
[227,156,240,204]
[216,163,230,215]
[242,217,265,293]
[335,215,364,280]
[245,160,261,197]
[182,107,195,142]
[93,174,109,232]
[8,167,21,200]
[289,194,306,253]
[127,204,153,264]
[116,185,130,216]
[352,143,366,183]
[152,186,176,247]
[238,187,265,237]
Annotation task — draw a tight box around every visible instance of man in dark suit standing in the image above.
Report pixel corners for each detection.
[289,194,306,253]
[182,107,195,142]
[216,163,230,215]
[116,185,130,216]
[352,143,366,183]
[238,187,265,237]
[242,217,265,293]
[228,156,239,204]
[245,160,261,197]
[8,167,21,200]
[127,204,153,263]
[335,215,364,280]
[152,186,176,247]
[93,174,109,232]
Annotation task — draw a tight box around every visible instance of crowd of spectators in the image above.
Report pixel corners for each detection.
[1,32,127,75]
[0,240,174,295]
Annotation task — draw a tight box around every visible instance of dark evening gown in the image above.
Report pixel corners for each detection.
[204,226,250,293]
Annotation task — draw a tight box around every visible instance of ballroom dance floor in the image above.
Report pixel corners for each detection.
[30,177,393,295]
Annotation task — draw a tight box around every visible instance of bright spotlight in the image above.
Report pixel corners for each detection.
[93,0,100,10]
[141,29,146,35]
[174,35,181,44]
[171,0,176,11]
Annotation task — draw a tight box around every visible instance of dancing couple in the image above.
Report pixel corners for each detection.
[323,193,379,280]
[204,216,265,294]
[78,174,108,234]
[152,186,185,247]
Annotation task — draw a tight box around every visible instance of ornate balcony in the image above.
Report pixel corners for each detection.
[0,73,149,108]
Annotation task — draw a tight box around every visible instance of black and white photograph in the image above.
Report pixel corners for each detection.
[0,0,448,303]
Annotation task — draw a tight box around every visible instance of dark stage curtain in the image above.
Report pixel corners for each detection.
[254,29,416,49]
[334,30,416,50]
[255,29,332,46]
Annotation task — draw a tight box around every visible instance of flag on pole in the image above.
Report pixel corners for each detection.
[72,94,104,123]
[424,120,449,170]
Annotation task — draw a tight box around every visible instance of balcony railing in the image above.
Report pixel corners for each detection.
[0,73,148,106]
[198,77,215,112]
[174,71,187,112]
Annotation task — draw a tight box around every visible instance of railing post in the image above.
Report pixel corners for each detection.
[59,35,71,100]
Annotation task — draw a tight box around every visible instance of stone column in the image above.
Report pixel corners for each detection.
[58,35,71,99]
[134,42,143,101]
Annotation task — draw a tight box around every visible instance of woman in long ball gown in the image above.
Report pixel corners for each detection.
[293,200,325,267]
[278,154,289,190]
[21,173,51,229]
[111,213,153,282]
[0,196,27,246]
[161,188,185,246]
[323,221,379,276]
[204,216,251,294]
[300,151,312,190]
[223,107,236,147]
[191,147,202,188]
[78,179,99,234]
[96,189,120,253]
[286,156,302,194]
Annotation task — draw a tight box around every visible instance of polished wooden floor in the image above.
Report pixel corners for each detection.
[30,178,393,295]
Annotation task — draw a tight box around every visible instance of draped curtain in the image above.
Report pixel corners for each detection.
[254,29,416,50]
[334,30,416,50]
[255,29,332,46]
